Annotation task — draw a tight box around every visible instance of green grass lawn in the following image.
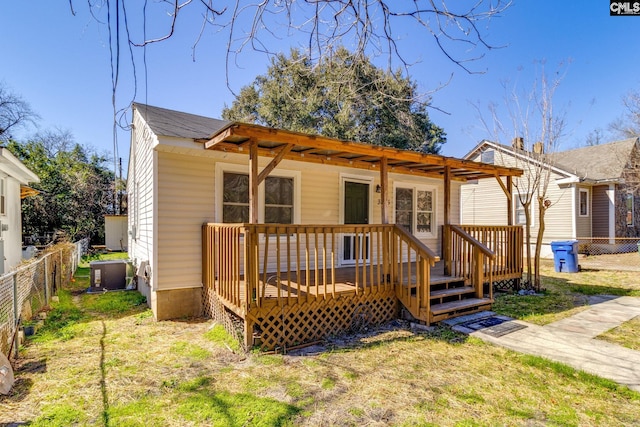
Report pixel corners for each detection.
[1,255,639,426]
[492,259,640,325]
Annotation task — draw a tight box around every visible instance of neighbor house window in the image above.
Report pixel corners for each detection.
[627,194,634,227]
[480,149,494,164]
[221,169,297,224]
[579,189,589,217]
[514,195,532,225]
[395,186,435,235]
[222,172,250,223]
[0,178,5,215]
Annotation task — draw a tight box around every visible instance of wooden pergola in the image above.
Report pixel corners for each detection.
[202,122,522,225]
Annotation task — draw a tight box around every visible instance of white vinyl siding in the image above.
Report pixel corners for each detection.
[461,146,577,243]
[157,151,215,291]
[128,111,157,292]
[1,176,26,271]
[140,140,459,290]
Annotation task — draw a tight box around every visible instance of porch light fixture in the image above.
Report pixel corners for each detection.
[375,185,381,193]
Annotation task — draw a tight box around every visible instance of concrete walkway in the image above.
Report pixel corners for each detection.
[445,296,640,392]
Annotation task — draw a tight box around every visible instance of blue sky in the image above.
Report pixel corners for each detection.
[2,1,640,172]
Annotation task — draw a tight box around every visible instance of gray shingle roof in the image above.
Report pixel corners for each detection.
[133,103,231,140]
[552,138,638,181]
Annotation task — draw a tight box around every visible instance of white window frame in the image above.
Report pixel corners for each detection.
[627,193,634,227]
[579,188,589,217]
[392,182,437,238]
[215,163,301,224]
[480,149,494,164]
[513,193,533,225]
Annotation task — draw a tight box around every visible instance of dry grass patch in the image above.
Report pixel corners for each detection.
[597,316,640,351]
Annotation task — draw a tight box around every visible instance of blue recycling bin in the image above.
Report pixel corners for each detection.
[550,240,579,273]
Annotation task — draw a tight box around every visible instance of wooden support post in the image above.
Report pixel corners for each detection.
[474,249,483,299]
[244,319,254,349]
[44,255,50,305]
[444,166,451,226]
[249,140,259,224]
[506,176,513,226]
[380,157,389,224]
[443,166,451,275]
[13,274,19,359]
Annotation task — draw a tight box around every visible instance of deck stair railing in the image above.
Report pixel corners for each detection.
[390,225,439,320]
[444,225,496,301]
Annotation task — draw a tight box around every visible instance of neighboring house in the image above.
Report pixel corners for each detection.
[128,103,523,349]
[105,215,128,251]
[0,147,39,274]
[461,138,640,257]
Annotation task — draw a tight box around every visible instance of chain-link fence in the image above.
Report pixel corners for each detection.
[0,238,89,358]
[575,237,640,272]
[577,237,640,256]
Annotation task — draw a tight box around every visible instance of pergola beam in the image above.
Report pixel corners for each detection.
[205,124,522,178]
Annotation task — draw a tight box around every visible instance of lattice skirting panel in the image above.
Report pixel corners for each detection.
[202,286,246,351]
[251,290,399,351]
[492,278,521,292]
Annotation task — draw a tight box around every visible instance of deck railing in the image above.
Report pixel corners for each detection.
[202,224,248,310]
[444,225,496,300]
[203,223,440,313]
[459,225,523,283]
[391,225,439,319]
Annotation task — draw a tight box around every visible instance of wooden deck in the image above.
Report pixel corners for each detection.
[203,223,523,350]
[218,261,453,304]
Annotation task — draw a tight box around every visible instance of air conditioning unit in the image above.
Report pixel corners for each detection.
[89,260,127,292]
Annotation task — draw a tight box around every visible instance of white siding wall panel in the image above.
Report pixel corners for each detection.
[540,176,575,242]
[460,178,508,225]
[128,111,157,297]
[157,151,215,291]
[4,177,23,271]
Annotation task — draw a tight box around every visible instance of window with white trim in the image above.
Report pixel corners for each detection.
[627,194,634,227]
[579,188,589,217]
[394,185,435,235]
[480,149,494,164]
[219,166,299,224]
[264,176,294,223]
[514,195,532,225]
[222,172,250,223]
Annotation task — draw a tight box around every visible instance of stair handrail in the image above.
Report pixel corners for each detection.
[446,225,496,301]
[390,225,439,322]
[392,224,440,264]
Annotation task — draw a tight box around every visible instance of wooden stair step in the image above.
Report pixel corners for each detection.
[430,276,466,285]
[430,298,493,316]
[430,286,474,299]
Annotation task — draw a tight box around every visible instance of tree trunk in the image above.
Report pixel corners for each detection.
[534,197,547,292]
[524,202,532,287]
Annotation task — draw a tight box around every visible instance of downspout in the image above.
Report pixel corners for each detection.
[608,184,616,244]
[571,185,577,239]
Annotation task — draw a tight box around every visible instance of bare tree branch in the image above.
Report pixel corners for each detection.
[0,83,39,141]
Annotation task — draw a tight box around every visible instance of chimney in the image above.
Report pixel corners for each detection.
[512,137,524,150]
[533,142,544,154]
